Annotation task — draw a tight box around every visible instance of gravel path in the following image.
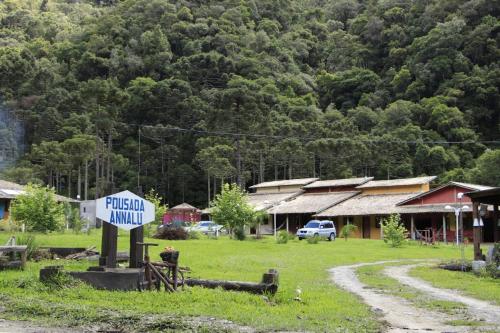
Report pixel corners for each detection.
[0,318,84,333]
[329,260,477,333]
[385,264,500,328]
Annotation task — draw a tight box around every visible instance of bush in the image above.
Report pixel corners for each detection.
[188,230,202,240]
[153,227,188,240]
[276,230,292,244]
[381,214,407,247]
[15,234,38,260]
[10,184,65,232]
[340,224,358,241]
[307,235,319,244]
[234,226,246,241]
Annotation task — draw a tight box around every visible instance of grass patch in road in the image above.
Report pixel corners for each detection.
[445,319,485,327]
[357,263,467,315]
[0,232,469,332]
[410,265,500,306]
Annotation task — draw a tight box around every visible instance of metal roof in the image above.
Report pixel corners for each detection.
[303,177,373,189]
[356,176,437,189]
[249,178,319,189]
[397,181,494,206]
[268,191,359,214]
[316,192,419,217]
[247,191,303,211]
[0,179,78,203]
[170,203,199,211]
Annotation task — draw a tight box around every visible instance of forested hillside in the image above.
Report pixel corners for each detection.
[0,0,499,207]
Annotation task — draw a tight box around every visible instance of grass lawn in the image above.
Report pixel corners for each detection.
[0,232,478,332]
[410,265,500,306]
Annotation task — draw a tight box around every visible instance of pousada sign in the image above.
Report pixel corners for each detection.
[96,190,155,231]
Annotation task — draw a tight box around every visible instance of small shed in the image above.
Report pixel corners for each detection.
[163,203,201,225]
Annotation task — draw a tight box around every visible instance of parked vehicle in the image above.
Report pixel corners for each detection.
[189,221,224,234]
[296,220,336,241]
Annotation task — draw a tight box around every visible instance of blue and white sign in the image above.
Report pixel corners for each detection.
[96,190,155,231]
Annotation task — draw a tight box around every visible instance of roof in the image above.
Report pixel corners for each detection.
[268,191,359,214]
[397,181,494,206]
[0,179,77,203]
[316,192,419,217]
[170,203,199,211]
[247,191,303,211]
[396,204,473,214]
[249,178,319,189]
[356,176,437,189]
[303,177,373,189]
[465,187,500,205]
[449,181,492,192]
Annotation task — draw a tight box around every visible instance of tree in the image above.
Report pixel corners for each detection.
[381,214,407,247]
[211,183,255,240]
[340,223,358,241]
[469,149,500,186]
[10,184,65,232]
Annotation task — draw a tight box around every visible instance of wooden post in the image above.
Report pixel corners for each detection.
[410,215,415,240]
[99,185,117,268]
[472,201,482,261]
[129,226,144,268]
[442,214,447,244]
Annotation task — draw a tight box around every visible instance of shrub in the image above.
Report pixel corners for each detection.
[340,224,358,241]
[276,230,292,244]
[307,235,319,244]
[15,234,38,260]
[234,225,246,241]
[188,230,202,240]
[211,183,256,239]
[10,184,65,232]
[153,227,188,240]
[381,214,407,247]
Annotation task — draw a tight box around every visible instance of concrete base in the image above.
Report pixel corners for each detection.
[471,260,486,273]
[69,268,143,291]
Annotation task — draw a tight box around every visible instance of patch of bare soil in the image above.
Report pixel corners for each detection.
[329,261,477,333]
[385,265,500,330]
[0,318,85,333]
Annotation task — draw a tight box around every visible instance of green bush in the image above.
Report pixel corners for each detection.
[340,224,358,241]
[15,234,38,260]
[381,214,407,247]
[10,184,65,232]
[276,230,292,244]
[234,226,246,241]
[188,230,202,240]
[306,235,319,244]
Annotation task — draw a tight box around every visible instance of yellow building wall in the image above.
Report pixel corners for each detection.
[337,215,381,239]
[369,215,381,240]
[361,183,430,195]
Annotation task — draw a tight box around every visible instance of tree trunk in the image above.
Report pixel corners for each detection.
[207,171,210,207]
[77,165,81,200]
[236,137,242,187]
[259,152,264,183]
[84,159,88,201]
[106,131,112,184]
[68,172,72,198]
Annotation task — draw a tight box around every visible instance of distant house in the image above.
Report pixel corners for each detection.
[396,182,494,243]
[316,176,437,239]
[163,203,201,225]
[0,179,78,222]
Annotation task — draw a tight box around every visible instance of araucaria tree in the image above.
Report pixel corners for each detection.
[211,183,255,240]
[10,184,65,232]
[381,214,407,247]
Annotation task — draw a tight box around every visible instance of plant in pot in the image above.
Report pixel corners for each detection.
[160,246,179,264]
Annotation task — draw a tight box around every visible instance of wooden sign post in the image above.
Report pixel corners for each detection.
[96,190,155,269]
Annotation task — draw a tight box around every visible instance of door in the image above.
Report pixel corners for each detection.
[362,216,371,239]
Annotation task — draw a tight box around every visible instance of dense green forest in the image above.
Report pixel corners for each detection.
[0,0,499,207]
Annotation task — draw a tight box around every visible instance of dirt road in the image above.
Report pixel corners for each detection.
[329,261,498,333]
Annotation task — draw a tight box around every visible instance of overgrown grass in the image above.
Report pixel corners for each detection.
[0,232,477,332]
[356,263,467,315]
[410,265,500,306]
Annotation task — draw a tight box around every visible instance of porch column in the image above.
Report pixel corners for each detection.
[442,214,447,244]
[286,214,289,233]
[494,204,499,243]
[410,215,415,240]
[472,201,482,261]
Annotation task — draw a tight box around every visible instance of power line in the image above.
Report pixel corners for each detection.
[118,121,500,146]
